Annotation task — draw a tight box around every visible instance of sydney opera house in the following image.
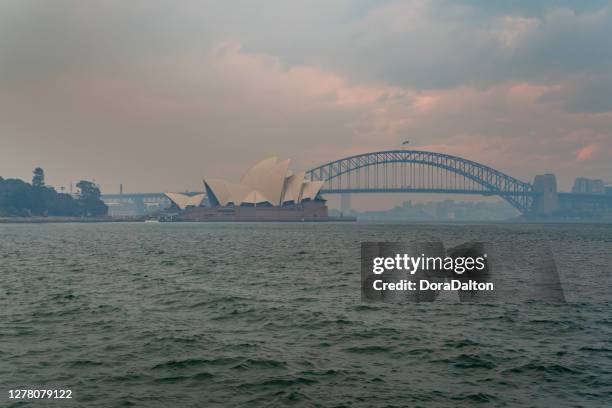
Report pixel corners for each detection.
[162,157,338,221]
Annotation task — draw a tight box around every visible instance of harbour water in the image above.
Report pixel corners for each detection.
[1,222,611,407]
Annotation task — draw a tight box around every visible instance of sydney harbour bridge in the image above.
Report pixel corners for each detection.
[102,150,610,216]
[306,150,534,213]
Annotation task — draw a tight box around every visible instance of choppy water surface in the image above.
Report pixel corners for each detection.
[1,222,611,407]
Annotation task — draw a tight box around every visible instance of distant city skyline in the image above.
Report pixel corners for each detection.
[1,1,611,211]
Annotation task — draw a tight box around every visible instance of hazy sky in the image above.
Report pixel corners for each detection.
[1,1,611,207]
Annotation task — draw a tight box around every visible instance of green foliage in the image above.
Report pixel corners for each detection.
[76,180,100,200]
[0,168,107,217]
[0,178,34,216]
[32,167,45,188]
[76,180,108,216]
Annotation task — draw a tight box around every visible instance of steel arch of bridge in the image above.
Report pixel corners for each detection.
[306,150,534,213]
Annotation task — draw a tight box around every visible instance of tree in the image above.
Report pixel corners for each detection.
[76,180,100,200]
[76,180,108,216]
[0,175,106,218]
[0,178,34,216]
[32,167,45,188]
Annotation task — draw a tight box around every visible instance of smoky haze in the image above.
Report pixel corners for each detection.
[1,1,611,206]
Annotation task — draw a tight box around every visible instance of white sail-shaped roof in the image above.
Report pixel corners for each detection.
[265,159,290,205]
[308,181,324,200]
[282,171,305,203]
[299,182,309,202]
[205,179,277,206]
[300,180,324,201]
[164,192,205,210]
[224,182,252,205]
[203,157,324,208]
[190,193,205,207]
[241,157,278,188]
[239,157,289,206]
[203,178,232,206]
[241,190,271,205]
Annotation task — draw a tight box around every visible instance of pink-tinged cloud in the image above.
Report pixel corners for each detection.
[2,39,611,197]
[576,144,597,161]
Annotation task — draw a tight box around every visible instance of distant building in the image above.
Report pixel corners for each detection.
[356,199,517,221]
[435,200,456,220]
[572,178,604,194]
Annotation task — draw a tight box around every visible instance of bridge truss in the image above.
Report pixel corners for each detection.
[306,150,534,213]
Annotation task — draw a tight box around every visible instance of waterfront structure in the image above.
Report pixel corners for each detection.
[572,178,605,194]
[164,192,205,210]
[166,157,338,221]
[102,150,612,219]
[203,157,324,207]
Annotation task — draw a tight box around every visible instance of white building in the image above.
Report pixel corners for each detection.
[202,157,324,207]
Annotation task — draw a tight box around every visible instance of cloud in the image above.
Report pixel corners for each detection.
[539,74,612,114]
[576,144,597,161]
[326,1,612,88]
[0,0,610,199]
[0,41,414,190]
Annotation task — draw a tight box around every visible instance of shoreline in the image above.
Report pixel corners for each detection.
[0,216,357,224]
[1,217,609,224]
[0,217,143,224]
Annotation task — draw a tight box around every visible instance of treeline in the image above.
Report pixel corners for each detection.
[0,168,107,217]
